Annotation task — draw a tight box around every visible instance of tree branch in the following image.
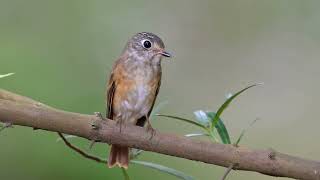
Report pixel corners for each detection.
[0,89,320,180]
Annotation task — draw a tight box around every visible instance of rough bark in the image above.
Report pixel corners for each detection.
[0,89,319,180]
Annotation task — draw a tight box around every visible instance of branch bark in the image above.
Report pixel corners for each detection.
[0,89,319,180]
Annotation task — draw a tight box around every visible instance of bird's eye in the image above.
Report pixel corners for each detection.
[142,39,152,49]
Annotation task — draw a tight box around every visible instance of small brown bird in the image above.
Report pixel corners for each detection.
[106,32,171,169]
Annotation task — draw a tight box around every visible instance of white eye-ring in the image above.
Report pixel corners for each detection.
[141,39,152,49]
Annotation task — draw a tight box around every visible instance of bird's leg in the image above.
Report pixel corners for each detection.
[145,115,156,140]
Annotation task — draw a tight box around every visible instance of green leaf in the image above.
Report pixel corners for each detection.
[131,160,195,180]
[184,133,209,138]
[211,83,262,130]
[156,114,207,130]
[206,112,231,144]
[234,118,259,146]
[215,119,231,144]
[121,168,130,180]
[0,73,14,79]
[193,110,210,127]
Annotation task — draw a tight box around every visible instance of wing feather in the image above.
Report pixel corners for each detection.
[106,73,116,120]
[148,73,161,117]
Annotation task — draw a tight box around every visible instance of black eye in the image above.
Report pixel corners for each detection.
[142,40,152,49]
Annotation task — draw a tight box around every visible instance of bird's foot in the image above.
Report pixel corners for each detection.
[146,116,156,140]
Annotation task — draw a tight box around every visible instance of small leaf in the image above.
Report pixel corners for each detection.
[206,112,231,144]
[193,110,210,127]
[131,160,195,180]
[121,168,130,180]
[211,84,262,130]
[225,93,233,99]
[156,114,207,130]
[184,133,209,138]
[234,118,259,146]
[0,73,14,79]
[215,119,231,144]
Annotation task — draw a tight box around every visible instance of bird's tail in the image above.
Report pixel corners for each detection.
[108,145,129,169]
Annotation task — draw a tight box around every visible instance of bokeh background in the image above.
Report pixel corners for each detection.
[1,1,320,179]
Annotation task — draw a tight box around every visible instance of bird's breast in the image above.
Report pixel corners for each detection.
[113,64,161,123]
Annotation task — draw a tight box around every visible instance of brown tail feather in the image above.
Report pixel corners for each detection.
[108,145,129,169]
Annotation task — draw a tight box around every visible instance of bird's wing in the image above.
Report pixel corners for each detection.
[106,55,128,120]
[106,72,116,120]
[147,70,162,117]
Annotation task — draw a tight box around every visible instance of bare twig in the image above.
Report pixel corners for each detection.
[57,132,106,163]
[1,89,320,180]
[88,140,97,150]
[220,164,235,180]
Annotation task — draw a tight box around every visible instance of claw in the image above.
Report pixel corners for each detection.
[147,124,156,140]
[145,116,156,140]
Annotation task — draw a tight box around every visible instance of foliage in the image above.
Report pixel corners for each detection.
[158,84,260,145]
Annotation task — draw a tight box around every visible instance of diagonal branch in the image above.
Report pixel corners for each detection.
[0,89,320,180]
[220,164,235,180]
[57,132,106,163]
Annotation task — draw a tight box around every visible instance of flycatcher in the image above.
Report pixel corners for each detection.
[106,32,171,169]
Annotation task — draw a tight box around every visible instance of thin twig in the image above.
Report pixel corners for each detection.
[57,132,106,164]
[220,164,234,180]
[88,139,97,150]
[58,132,133,180]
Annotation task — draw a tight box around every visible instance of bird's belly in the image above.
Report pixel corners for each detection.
[117,83,154,123]
[128,84,152,113]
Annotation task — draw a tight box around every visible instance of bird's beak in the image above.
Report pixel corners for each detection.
[160,50,172,58]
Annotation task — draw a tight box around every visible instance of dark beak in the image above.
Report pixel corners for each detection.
[160,51,172,58]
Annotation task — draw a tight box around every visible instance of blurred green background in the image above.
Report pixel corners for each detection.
[1,0,320,179]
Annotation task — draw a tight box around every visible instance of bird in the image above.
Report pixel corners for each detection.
[106,32,171,169]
